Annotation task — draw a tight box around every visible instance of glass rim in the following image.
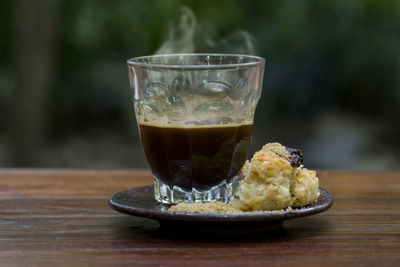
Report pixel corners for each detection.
[127,53,265,70]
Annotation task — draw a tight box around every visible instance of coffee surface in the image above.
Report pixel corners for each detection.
[139,122,253,190]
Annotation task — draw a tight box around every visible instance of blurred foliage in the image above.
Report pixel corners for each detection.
[0,0,399,168]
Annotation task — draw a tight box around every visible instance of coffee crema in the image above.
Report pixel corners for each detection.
[138,122,253,191]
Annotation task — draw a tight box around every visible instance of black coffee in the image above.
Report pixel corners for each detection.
[139,123,253,191]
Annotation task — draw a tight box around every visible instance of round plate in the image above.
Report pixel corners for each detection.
[109,185,333,234]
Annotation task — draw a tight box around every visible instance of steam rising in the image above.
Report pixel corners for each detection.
[156,7,196,54]
[155,7,256,55]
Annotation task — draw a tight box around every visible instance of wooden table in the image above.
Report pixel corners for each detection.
[1,170,399,266]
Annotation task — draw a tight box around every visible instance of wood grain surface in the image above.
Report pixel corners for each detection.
[1,169,399,266]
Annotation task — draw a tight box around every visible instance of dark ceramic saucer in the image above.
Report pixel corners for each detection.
[109,185,333,234]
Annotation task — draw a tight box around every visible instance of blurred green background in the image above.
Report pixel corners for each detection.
[0,0,399,169]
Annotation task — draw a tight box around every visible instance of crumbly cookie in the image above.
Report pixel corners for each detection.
[232,143,319,211]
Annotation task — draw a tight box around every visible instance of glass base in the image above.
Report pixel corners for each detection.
[153,176,239,204]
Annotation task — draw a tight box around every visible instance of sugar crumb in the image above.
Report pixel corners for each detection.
[167,201,294,214]
[168,201,243,214]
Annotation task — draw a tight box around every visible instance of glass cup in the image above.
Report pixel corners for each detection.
[127,54,265,204]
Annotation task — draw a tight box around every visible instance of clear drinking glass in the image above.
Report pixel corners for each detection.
[127,54,265,204]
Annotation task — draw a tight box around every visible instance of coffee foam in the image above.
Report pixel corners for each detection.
[137,116,253,128]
